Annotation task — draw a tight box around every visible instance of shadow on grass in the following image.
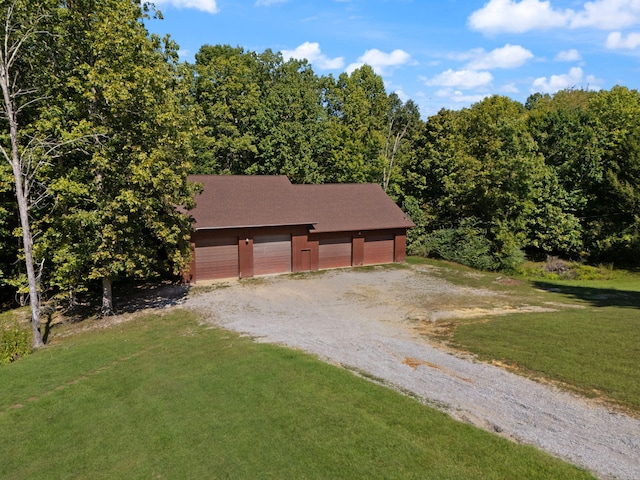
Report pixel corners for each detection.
[58,281,191,325]
[115,282,191,313]
[533,281,640,308]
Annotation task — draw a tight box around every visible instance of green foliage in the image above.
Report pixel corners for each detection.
[0,324,30,364]
[191,45,261,174]
[401,195,428,253]
[0,163,16,283]
[526,86,640,264]
[32,0,198,303]
[249,56,331,183]
[584,86,640,263]
[405,87,640,270]
[421,218,500,271]
[192,46,333,183]
[517,260,615,281]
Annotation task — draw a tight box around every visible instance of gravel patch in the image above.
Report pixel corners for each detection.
[184,266,640,480]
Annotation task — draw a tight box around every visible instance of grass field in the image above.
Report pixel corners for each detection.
[407,257,640,414]
[0,310,593,479]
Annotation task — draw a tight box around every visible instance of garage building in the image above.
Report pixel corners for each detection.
[186,175,414,282]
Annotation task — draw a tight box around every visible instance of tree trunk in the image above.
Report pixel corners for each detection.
[101,277,114,316]
[14,165,45,348]
[0,37,44,348]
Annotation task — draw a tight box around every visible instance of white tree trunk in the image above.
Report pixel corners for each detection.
[0,1,46,348]
[101,277,114,316]
[0,29,44,348]
[11,161,44,347]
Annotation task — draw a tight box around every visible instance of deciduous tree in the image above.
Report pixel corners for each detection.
[37,0,198,315]
[0,0,58,347]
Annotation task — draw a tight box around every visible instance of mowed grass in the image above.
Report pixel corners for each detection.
[453,308,640,411]
[0,310,592,479]
[407,257,640,413]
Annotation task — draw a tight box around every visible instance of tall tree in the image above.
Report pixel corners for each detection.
[585,86,640,263]
[382,94,421,195]
[248,56,331,183]
[192,45,261,175]
[0,0,58,346]
[324,65,389,183]
[405,96,581,268]
[36,0,198,315]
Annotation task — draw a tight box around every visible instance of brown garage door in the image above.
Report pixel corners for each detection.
[253,234,292,275]
[318,236,352,269]
[195,236,239,280]
[363,234,395,265]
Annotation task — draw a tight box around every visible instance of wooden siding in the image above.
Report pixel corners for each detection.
[363,234,395,265]
[253,234,292,275]
[394,233,407,262]
[318,236,352,269]
[189,228,409,283]
[194,235,239,280]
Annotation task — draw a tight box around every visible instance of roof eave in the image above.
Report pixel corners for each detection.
[195,221,318,231]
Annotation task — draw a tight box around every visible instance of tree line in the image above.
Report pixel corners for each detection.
[2,0,639,346]
[189,44,640,271]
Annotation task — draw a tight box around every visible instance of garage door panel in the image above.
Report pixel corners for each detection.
[254,234,291,275]
[318,237,352,269]
[195,236,239,280]
[363,234,394,265]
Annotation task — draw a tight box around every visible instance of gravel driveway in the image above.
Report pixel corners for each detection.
[184,266,640,480]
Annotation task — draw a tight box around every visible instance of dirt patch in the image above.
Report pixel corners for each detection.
[403,357,474,383]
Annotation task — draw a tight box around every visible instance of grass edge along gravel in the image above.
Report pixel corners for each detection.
[406,256,640,415]
[0,309,594,479]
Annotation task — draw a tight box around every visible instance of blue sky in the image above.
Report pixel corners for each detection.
[146,0,640,118]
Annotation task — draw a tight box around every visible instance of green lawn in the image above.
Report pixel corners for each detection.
[407,257,640,413]
[0,310,592,479]
[453,308,640,411]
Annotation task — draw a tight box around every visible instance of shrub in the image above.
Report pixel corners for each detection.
[422,219,499,271]
[401,196,428,254]
[0,325,31,364]
[545,256,570,274]
[517,259,615,281]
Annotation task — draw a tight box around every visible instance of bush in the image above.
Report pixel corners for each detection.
[422,219,500,271]
[0,325,31,364]
[401,196,428,254]
[517,259,615,281]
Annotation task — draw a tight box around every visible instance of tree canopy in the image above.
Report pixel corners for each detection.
[2,0,640,338]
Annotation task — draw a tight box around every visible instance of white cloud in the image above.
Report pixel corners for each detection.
[425,69,493,89]
[532,66,598,93]
[466,44,534,69]
[555,49,582,61]
[606,31,640,49]
[569,0,640,30]
[501,83,520,93]
[255,0,288,5]
[153,0,218,13]
[346,48,412,75]
[393,89,410,102]
[468,0,569,34]
[469,0,640,34]
[281,42,344,69]
[436,88,489,104]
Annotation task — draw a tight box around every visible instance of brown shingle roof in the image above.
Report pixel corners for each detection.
[188,175,414,233]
